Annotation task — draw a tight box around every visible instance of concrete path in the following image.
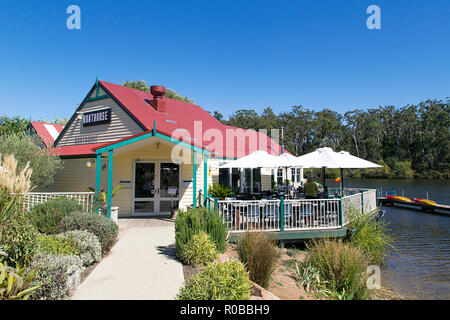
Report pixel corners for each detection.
[71,218,184,300]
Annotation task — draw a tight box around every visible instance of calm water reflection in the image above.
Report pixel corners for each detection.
[327,178,450,299]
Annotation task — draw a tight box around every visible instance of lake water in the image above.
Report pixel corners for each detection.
[328,178,450,300]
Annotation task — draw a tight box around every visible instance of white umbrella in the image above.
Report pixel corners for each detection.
[295,147,380,169]
[219,150,280,169]
[277,152,301,167]
[295,147,381,193]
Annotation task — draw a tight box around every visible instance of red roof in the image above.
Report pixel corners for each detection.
[49,143,105,158]
[30,121,64,148]
[95,81,284,158]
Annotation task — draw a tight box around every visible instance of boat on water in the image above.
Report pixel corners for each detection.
[386,195,412,202]
[413,198,438,206]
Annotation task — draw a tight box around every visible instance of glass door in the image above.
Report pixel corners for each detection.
[159,163,180,213]
[134,162,156,214]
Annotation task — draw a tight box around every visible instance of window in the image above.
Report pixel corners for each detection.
[291,169,296,183]
[296,168,302,183]
[252,168,261,192]
[232,168,241,193]
[219,168,230,188]
[277,168,283,184]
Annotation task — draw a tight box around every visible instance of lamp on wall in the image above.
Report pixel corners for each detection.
[86,160,95,168]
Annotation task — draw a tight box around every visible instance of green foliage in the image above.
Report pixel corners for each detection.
[30,253,82,300]
[59,230,102,267]
[237,232,280,289]
[0,133,63,186]
[304,239,369,300]
[347,210,394,265]
[0,189,24,230]
[292,261,324,294]
[175,208,227,260]
[29,197,84,234]
[180,231,218,266]
[176,260,252,300]
[123,80,194,104]
[37,234,80,256]
[96,185,124,209]
[0,260,41,300]
[0,215,39,267]
[208,183,232,200]
[61,211,118,253]
[166,88,195,104]
[0,116,29,135]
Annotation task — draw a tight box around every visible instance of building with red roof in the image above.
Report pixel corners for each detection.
[38,79,297,217]
[28,121,64,148]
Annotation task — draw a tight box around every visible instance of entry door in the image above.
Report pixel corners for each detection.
[159,163,180,213]
[134,162,156,214]
[133,161,180,215]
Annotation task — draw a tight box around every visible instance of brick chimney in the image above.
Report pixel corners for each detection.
[150,85,166,113]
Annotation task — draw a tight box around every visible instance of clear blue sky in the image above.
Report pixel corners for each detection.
[0,0,449,121]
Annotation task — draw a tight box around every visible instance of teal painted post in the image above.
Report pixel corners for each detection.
[199,189,202,207]
[107,150,113,219]
[208,194,212,212]
[204,156,208,206]
[214,197,218,212]
[95,154,102,214]
[193,151,197,208]
[339,197,343,227]
[280,196,285,232]
[361,192,364,215]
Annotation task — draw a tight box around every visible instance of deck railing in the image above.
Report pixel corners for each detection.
[199,188,378,234]
[20,192,95,213]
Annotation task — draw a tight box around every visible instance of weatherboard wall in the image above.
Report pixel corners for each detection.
[56,97,143,147]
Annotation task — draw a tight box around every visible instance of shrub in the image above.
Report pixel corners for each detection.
[237,232,280,288]
[30,253,83,300]
[0,259,42,300]
[0,215,39,267]
[29,197,84,235]
[0,153,32,229]
[59,230,101,267]
[347,209,393,265]
[180,231,218,266]
[208,183,232,200]
[304,239,369,300]
[293,261,323,294]
[37,234,80,256]
[175,208,227,260]
[61,211,118,253]
[0,133,62,186]
[176,260,252,300]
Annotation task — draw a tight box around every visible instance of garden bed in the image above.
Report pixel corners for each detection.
[224,244,314,300]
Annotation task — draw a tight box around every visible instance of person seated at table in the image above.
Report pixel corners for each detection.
[304,177,319,199]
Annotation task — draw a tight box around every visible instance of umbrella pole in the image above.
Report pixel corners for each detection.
[322,167,326,194]
[340,168,344,196]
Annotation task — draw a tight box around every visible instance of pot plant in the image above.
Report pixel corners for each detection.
[88,185,124,222]
[208,183,233,200]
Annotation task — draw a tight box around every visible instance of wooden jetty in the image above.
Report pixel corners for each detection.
[378,197,450,216]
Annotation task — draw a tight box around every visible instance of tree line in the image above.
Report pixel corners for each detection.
[211,98,449,179]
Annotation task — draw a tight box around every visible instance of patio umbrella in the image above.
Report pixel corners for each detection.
[219,150,281,169]
[294,147,381,193]
[276,152,303,185]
